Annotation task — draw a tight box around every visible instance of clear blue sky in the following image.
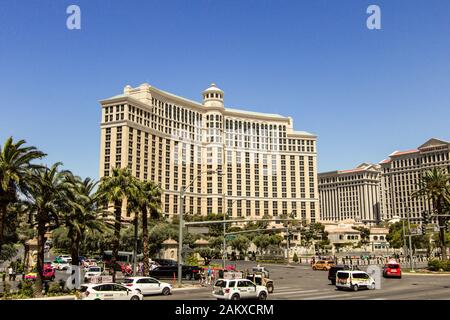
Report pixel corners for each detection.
[1,0,449,180]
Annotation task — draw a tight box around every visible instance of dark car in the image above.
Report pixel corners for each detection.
[149,264,200,280]
[153,259,177,266]
[328,265,351,285]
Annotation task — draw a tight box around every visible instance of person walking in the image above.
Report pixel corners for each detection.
[207,266,213,285]
[8,266,13,281]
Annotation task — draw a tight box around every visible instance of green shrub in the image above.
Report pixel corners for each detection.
[17,280,34,298]
[48,282,63,294]
[292,253,299,263]
[428,259,450,272]
[185,253,199,266]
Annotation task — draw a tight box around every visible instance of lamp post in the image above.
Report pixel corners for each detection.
[222,199,238,269]
[285,210,296,265]
[177,169,222,286]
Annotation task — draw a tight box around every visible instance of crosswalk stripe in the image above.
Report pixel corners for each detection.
[272,289,320,296]
[302,293,354,300]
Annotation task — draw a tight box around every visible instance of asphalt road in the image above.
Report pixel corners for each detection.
[144,261,450,300]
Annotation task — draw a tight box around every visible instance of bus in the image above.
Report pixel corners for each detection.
[102,251,143,271]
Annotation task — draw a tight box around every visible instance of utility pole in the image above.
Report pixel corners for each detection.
[222,207,229,269]
[178,170,222,286]
[406,209,414,272]
[177,187,185,286]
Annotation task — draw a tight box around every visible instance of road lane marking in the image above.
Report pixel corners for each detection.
[272,289,321,296]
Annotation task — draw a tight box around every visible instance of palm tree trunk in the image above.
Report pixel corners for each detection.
[438,215,447,259]
[0,202,6,258]
[70,233,80,266]
[111,200,122,283]
[34,218,46,297]
[142,206,149,276]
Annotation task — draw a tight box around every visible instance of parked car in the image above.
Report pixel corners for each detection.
[84,266,103,282]
[383,261,402,279]
[335,270,375,291]
[149,264,200,280]
[328,265,351,285]
[122,277,172,296]
[312,260,335,271]
[212,279,268,300]
[78,283,143,300]
[153,259,177,266]
[25,266,55,281]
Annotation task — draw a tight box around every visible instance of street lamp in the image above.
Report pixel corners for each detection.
[177,169,223,286]
[222,199,238,269]
[285,210,296,265]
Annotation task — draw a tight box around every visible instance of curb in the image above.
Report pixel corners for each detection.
[172,286,205,291]
[21,295,76,300]
[404,272,450,276]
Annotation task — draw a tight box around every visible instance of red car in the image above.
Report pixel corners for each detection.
[25,266,56,281]
[383,261,402,278]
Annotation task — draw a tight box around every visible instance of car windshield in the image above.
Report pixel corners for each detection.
[89,267,101,272]
[214,280,227,288]
[122,278,134,284]
[388,264,400,268]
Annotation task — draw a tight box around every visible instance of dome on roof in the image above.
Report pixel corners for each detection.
[202,82,224,108]
[203,83,224,94]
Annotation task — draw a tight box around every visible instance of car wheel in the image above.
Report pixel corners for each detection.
[130,295,140,300]
[162,287,171,296]
[352,285,359,292]
[258,292,267,300]
[231,294,240,300]
[369,283,375,290]
[266,283,274,293]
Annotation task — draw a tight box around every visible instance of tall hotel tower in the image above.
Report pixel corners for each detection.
[99,83,318,222]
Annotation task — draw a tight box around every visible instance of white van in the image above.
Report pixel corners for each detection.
[335,270,375,291]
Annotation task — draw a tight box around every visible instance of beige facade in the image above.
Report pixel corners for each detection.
[380,138,450,222]
[99,83,319,223]
[318,163,382,224]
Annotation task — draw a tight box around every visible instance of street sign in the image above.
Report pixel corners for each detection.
[187,226,209,235]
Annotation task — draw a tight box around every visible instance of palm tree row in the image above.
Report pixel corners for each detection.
[98,167,162,282]
[0,137,162,295]
[412,167,450,259]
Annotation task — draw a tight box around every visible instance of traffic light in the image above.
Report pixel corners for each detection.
[421,224,426,235]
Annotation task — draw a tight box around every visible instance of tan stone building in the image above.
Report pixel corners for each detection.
[379,138,450,222]
[99,83,319,222]
[318,163,382,224]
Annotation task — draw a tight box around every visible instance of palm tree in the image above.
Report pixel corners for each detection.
[0,137,45,257]
[97,167,137,282]
[60,173,109,268]
[25,163,66,295]
[412,168,450,259]
[137,181,162,275]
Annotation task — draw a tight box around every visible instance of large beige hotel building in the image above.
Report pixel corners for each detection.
[380,138,450,222]
[99,83,319,222]
[318,138,449,224]
[318,163,382,224]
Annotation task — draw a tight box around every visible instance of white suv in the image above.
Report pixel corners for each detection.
[122,277,172,296]
[213,279,268,300]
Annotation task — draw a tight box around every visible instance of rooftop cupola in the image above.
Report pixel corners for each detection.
[202,83,224,108]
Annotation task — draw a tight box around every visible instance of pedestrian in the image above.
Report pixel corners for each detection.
[207,266,213,285]
[8,266,13,281]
